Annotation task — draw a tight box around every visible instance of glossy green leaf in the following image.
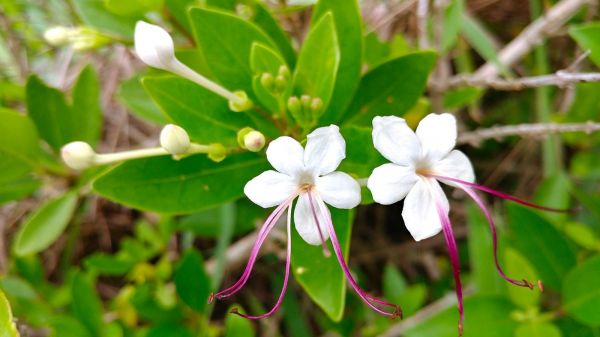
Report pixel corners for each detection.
[189,7,279,96]
[252,3,296,67]
[71,271,103,336]
[507,204,576,290]
[504,248,540,308]
[72,0,139,37]
[443,87,483,110]
[14,192,78,256]
[442,0,464,52]
[515,323,562,337]
[564,222,600,250]
[104,0,163,16]
[292,208,353,322]
[49,316,92,337]
[0,289,20,337]
[564,255,600,326]
[165,0,194,33]
[383,264,427,316]
[570,23,600,67]
[72,65,103,146]
[461,14,511,77]
[225,305,256,337]
[533,172,571,226]
[143,75,255,145]
[342,52,437,126]
[292,12,340,122]
[174,250,211,313]
[118,75,168,124]
[405,297,516,337]
[93,153,267,214]
[84,253,136,276]
[0,175,41,206]
[0,108,40,179]
[312,0,362,124]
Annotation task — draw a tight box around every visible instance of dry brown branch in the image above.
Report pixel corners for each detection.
[417,0,430,49]
[365,0,418,35]
[473,0,592,80]
[458,121,600,146]
[443,71,600,90]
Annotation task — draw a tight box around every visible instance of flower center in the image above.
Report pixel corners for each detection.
[297,171,315,191]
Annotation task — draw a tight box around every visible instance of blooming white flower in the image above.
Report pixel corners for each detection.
[211,125,401,319]
[367,113,562,334]
[134,21,252,111]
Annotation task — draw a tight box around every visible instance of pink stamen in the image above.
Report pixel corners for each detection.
[428,179,464,336]
[230,203,293,319]
[427,174,570,213]
[307,192,331,257]
[211,194,296,301]
[459,186,538,290]
[312,192,402,319]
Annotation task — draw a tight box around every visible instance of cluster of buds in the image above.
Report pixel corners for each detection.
[44,26,110,51]
[287,95,323,129]
[60,124,261,170]
[259,65,291,97]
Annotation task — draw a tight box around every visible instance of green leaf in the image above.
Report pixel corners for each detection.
[49,316,92,337]
[189,7,279,96]
[165,0,195,33]
[225,305,256,337]
[14,192,78,256]
[174,250,211,313]
[533,172,571,226]
[312,0,362,124]
[72,0,139,37]
[504,248,540,308]
[564,255,600,326]
[0,175,41,206]
[250,43,288,114]
[0,108,40,176]
[564,222,600,250]
[405,297,516,337]
[460,14,511,77]
[292,12,340,122]
[443,87,483,110]
[93,153,267,214]
[507,204,576,290]
[72,65,103,146]
[382,264,427,316]
[515,323,562,337]
[143,75,255,145]
[118,75,168,124]
[84,253,136,276]
[104,0,163,16]
[442,0,464,52]
[570,23,600,68]
[292,208,353,322]
[252,3,296,67]
[0,289,20,337]
[338,126,386,178]
[342,52,437,126]
[71,271,103,336]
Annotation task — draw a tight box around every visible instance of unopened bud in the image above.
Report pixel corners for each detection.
[274,74,287,93]
[160,124,190,155]
[300,95,311,109]
[44,26,71,46]
[236,127,254,148]
[229,91,253,112]
[243,131,265,152]
[61,141,96,170]
[278,65,290,78]
[287,96,301,115]
[310,97,323,112]
[208,144,227,162]
[260,73,274,91]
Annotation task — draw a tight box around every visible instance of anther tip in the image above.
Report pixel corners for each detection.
[537,280,544,292]
[208,292,215,304]
[458,322,464,336]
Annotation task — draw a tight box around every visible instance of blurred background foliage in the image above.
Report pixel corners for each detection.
[0,0,600,336]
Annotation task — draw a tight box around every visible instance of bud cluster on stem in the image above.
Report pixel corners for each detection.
[287,94,323,130]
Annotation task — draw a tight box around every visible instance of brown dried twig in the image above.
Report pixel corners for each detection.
[442,71,600,90]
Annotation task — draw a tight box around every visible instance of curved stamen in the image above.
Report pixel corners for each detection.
[312,192,402,319]
[230,203,293,319]
[307,192,331,257]
[211,194,296,301]
[427,180,464,336]
[459,186,540,290]
[427,174,571,213]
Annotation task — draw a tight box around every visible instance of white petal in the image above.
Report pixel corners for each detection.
[402,178,449,241]
[372,116,421,166]
[244,171,297,208]
[294,193,330,245]
[315,172,361,209]
[134,21,175,70]
[433,150,475,187]
[415,113,457,163]
[367,163,418,205]
[304,125,345,175]
[266,136,305,177]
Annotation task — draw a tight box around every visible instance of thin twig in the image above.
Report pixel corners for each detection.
[365,0,418,35]
[417,0,430,49]
[458,121,600,146]
[472,0,591,80]
[443,71,600,90]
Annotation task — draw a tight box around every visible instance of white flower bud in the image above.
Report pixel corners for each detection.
[243,131,265,152]
[228,91,253,112]
[160,124,191,155]
[134,21,176,70]
[44,26,71,46]
[61,141,96,170]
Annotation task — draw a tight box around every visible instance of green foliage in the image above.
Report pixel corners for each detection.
[0,289,20,337]
[174,250,210,313]
[570,22,600,67]
[563,255,600,326]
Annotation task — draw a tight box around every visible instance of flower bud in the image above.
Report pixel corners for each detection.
[274,74,287,93]
[134,21,176,70]
[287,96,301,115]
[61,141,96,170]
[44,26,71,46]
[260,73,274,91]
[228,90,253,112]
[208,144,227,162]
[310,97,323,112]
[278,65,290,78]
[243,131,266,152]
[160,124,190,155]
[237,127,254,148]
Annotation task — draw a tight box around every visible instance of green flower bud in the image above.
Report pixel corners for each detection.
[260,73,275,91]
[287,96,302,116]
[229,90,254,112]
[237,127,255,148]
[61,141,96,170]
[300,95,311,110]
[274,74,287,93]
[160,124,190,155]
[208,144,227,162]
[278,65,290,78]
[310,97,323,112]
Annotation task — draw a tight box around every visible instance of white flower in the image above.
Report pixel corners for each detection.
[244,125,360,244]
[368,113,475,241]
[61,141,96,170]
